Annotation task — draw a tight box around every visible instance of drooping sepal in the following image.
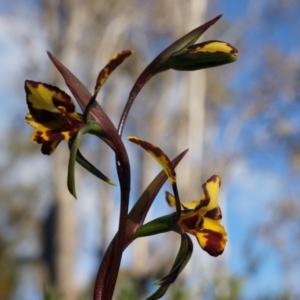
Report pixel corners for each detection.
[127,136,176,183]
[127,136,183,220]
[95,51,133,95]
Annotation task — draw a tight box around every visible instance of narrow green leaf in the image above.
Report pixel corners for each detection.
[68,126,90,198]
[75,149,116,186]
[133,221,193,300]
[153,232,193,285]
[68,122,115,198]
[133,214,174,239]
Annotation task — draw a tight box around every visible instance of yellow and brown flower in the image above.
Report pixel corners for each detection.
[128,135,227,257]
[25,80,84,155]
[166,175,227,257]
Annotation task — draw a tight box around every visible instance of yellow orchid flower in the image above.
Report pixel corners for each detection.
[25,80,84,155]
[166,175,227,257]
[25,50,133,155]
[128,135,227,257]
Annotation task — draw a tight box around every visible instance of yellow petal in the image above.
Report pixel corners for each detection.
[31,123,72,143]
[197,175,221,211]
[187,41,237,56]
[193,217,227,257]
[25,81,77,124]
[25,114,38,128]
[165,191,198,210]
[181,200,200,210]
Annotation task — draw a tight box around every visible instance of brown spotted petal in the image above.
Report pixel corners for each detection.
[195,175,222,221]
[169,174,227,256]
[25,80,78,122]
[94,50,133,97]
[127,136,176,183]
[25,80,85,155]
[193,217,227,257]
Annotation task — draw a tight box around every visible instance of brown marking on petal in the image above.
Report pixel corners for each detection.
[207,175,221,186]
[181,214,200,230]
[195,175,221,211]
[25,81,76,123]
[25,80,84,155]
[128,136,176,182]
[32,130,44,144]
[195,197,209,210]
[27,81,39,89]
[205,206,222,220]
[44,85,75,113]
[44,129,66,141]
[30,110,60,124]
[227,43,238,54]
[52,96,76,113]
[199,229,226,257]
[65,114,85,130]
[41,140,61,155]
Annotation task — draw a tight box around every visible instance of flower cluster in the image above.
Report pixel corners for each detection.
[25,15,237,300]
